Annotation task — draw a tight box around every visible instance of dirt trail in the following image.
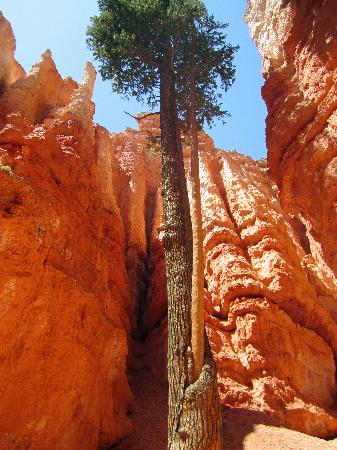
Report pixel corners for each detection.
[114,300,337,450]
[223,408,337,450]
[116,377,337,450]
[115,341,168,450]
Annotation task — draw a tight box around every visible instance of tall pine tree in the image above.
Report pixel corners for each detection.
[175,3,237,383]
[87,1,236,447]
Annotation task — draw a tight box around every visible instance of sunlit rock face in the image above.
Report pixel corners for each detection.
[200,149,337,437]
[0,17,165,447]
[136,118,337,438]
[246,0,337,279]
[0,12,24,92]
[0,16,135,450]
[1,0,337,446]
[235,0,337,436]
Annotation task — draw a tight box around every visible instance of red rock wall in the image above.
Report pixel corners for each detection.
[0,16,166,446]
[205,0,337,433]
[246,0,337,282]
[199,148,337,437]
[0,14,135,450]
[0,12,24,91]
[143,126,337,437]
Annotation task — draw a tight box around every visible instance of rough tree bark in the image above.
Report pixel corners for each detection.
[189,25,204,382]
[160,27,223,450]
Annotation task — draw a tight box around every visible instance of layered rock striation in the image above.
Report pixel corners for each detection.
[0,14,165,447]
[246,0,337,289]
[143,126,337,437]
[0,13,135,450]
[0,1,337,448]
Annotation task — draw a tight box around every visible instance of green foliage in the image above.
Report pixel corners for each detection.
[175,12,238,127]
[0,164,13,175]
[87,0,237,126]
[87,0,162,106]
[144,133,162,157]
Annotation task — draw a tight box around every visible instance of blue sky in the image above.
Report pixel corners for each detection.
[1,1,267,159]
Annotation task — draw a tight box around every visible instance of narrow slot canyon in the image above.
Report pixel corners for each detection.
[116,182,168,450]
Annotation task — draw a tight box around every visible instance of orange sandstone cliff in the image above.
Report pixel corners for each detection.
[0,0,337,448]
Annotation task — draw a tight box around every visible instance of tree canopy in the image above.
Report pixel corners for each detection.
[87,0,237,125]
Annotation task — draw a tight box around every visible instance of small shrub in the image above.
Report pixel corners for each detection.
[145,134,161,157]
[0,164,13,175]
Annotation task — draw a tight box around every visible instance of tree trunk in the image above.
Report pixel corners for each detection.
[189,26,204,382]
[160,31,223,450]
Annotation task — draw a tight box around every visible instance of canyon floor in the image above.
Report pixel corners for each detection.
[115,341,168,450]
[116,386,337,450]
[114,340,337,450]
[223,411,337,450]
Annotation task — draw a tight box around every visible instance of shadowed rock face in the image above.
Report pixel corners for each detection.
[0,1,337,447]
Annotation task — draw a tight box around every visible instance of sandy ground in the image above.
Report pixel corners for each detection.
[115,344,337,450]
[115,342,168,450]
[223,408,337,450]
